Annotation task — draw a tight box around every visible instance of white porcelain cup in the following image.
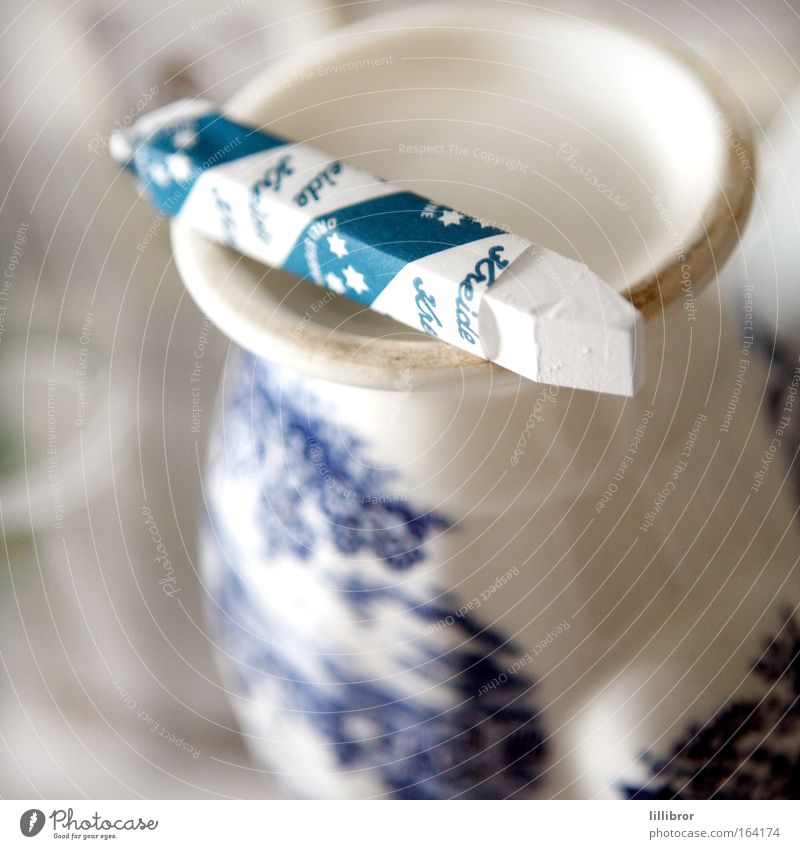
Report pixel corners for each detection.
[173,4,800,799]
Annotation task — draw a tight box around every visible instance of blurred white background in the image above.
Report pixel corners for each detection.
[0,0,798,798]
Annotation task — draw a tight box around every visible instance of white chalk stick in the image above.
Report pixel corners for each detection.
[112,99,645,396]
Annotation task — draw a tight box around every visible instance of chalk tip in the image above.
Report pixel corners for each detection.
[481,247,645,397]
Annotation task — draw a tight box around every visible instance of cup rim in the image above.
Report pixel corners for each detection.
[171,1,755,390]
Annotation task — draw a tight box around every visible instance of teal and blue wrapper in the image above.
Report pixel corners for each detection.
[110,98,531,355]
[111,99,645,395]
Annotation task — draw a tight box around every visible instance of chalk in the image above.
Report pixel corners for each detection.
[111,99,644,395]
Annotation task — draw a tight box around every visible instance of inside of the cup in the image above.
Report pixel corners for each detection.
[217,7,728,356]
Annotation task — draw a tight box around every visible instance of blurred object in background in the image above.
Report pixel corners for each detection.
[1,0,799,799]
[724,84,800,348]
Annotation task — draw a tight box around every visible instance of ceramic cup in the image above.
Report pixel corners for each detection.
[172,3,800,799]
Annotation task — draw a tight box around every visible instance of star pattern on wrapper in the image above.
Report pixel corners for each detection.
[342,265,368,295]
[439,209,464,227]
[172,128,197,149]
[327,233,348,258]
[166,152,194,182]
[150,162,171,187]
[324,272,346,294]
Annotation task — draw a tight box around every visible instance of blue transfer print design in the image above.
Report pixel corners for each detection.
[224,353,449,570]
[623,326,800,801]
[203,352,548,798]
[624,611,800,800]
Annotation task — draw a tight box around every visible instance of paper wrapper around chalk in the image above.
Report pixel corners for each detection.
[111,99,644,395]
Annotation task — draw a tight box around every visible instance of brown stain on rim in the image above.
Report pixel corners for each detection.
[622,45,756,321]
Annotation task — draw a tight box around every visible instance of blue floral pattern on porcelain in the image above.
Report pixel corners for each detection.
[201,352,548,798]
